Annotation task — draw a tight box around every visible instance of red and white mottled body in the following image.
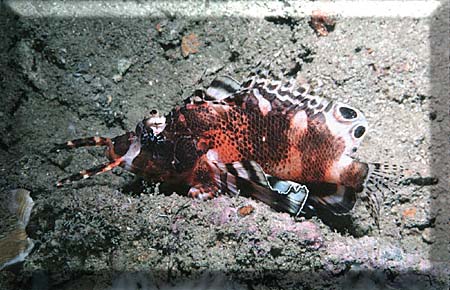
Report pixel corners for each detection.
[54,74,402,222]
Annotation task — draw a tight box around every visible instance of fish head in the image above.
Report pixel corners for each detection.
[325,101,368,157]
[118,113,178,180]
[53,111,178,186]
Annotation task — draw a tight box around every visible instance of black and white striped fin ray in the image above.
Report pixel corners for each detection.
[56,158,124,187]
[361,162,406,226]
[211,160,268,195]
[209,160,309,216]
[50,136,112,152]
[239,74,334,117]
[305,183,357,215]
[205,76,242,100]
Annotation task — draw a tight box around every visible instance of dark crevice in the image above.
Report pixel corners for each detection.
[401,175,439,186]
[264,15,300,31]
[7,33,21,52]
[298,44,315,63]
[108,114,128,131]
[54,97,72,108]
[10,90,28,116]
[285,61,302,77]
[0,138,9,152]
[284,44,315,77]
[228,50,240,62]
[24,76,46,97]
[159,42,179,52]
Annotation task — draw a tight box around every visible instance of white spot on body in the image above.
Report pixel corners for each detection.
[212,103,230,115]
[94,136,101,144]
[327,154,353,184]
[253,88,272,116]
[291,110,308,131]
[206,149,219,162]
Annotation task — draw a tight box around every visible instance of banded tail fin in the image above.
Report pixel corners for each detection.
[209,160,309,216]
[361,162,405,226]
[56,158,124,187]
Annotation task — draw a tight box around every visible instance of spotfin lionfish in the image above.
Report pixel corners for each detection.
[53,71,404,225]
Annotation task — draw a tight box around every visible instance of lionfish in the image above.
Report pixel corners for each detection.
[53,72,403,224]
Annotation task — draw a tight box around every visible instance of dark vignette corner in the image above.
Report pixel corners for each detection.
[429,0,449,270]
[0,1,449,290]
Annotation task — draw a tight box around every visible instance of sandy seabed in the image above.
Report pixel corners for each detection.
[0,1,448,289]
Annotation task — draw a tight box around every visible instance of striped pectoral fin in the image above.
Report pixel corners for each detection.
[56,158,124,187]
[364,162,405,195]
[209,159,309,216]
[306,183,358,215]
[360,162,406,226]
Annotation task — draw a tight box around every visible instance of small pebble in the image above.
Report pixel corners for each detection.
[112,74,123,83]
[82,74,94,83]
[117,59,132,76]
[421,228,434,244]
[238,205,254,217]
[76,61,91,74]
[50,239,60,247]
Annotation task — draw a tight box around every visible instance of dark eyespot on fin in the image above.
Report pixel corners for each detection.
[206,76,242,100]
[209,160,309,216]
[361,162,406,227]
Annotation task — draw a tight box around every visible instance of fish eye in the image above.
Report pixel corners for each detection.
[339,106,357,119]
[353,125,366,138]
